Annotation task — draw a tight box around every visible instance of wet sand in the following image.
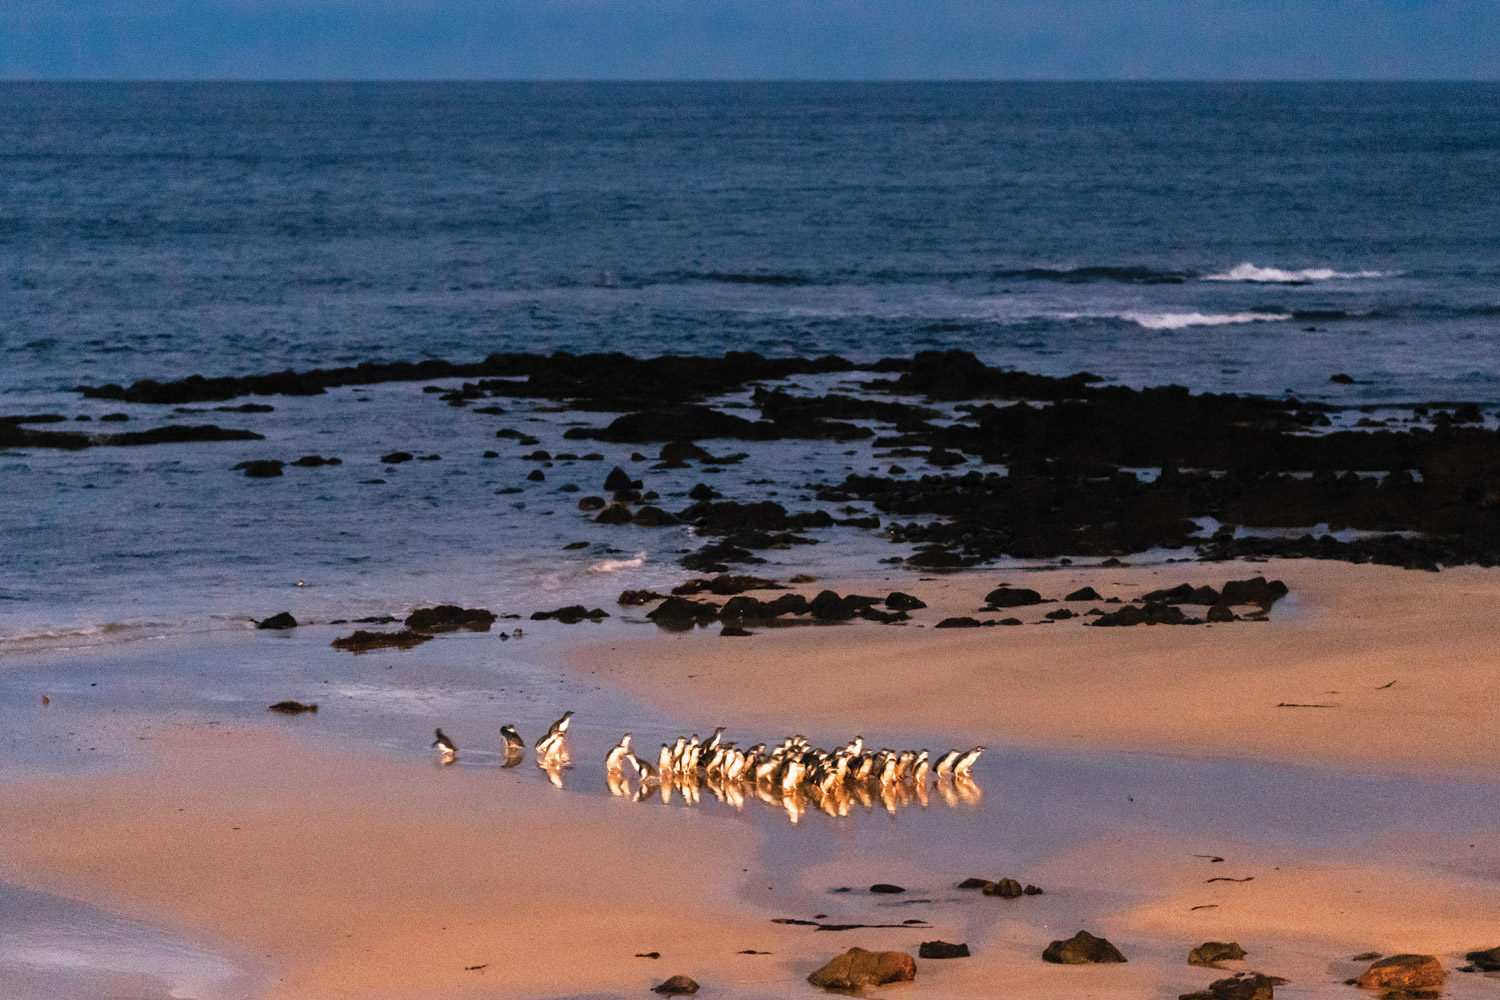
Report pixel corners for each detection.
[3,559,1500,998]
[577,559,1500,777]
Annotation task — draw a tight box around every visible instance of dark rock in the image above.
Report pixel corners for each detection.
[1066,586,1103,601]
[563,541,589,550]
[1142,583,1222,605]
[595,503,634,524]
[1045,608,1076,620]
[1464,946,1500,971]
[983,878,1024,898]
[661,441,713,464]
[807,948,917,990]
[577,495,607,510]
[1023,884,1043,895]
[809,590,860,621]
[380,451,413,464]
[687,482,720,501]
[919,940,970,959]
[630,506,679,526]
[235,459,285,478]
[100,412,129,421]
[405,605,497,632]
[1090,602,1203,626]
[651,975,700,995]
[604,466,642,490]
[619,589,666,606]
[1042,931,1127,964]
[1354,955,1444,991]
[482,450,499,458]
[1331,373,1356,384]
[997,617,1023,625]
[956,878,990,889]
[530,605,609,624]
[268,701,318,714]
[885,591,926,611]
[935,617,984,628]
[984,587,1044,608]
[1179,972,1281,1000]
[1189,941,1248,968]
[869,883,905,894]
[720,625,752,637]
[330,629,432,652]
[289,455,341,467]
[1206,603,1237,622]
[1219,577,1289,607]
[646,596,720,630]
[256,612,298,630]
[672,575,783,597]
[526,469,545,481]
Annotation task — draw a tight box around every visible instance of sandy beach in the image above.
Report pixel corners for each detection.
[4,558,1500,999]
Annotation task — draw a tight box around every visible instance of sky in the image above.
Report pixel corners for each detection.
[1,0,1497,80]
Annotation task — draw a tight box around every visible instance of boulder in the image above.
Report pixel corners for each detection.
[379,451,413,464]
[618,589,665,606]
[1065,586,1103,601]
[1090,602,1202,627]
[919,941,970,959]
[1042,931,1127,964]
[330,629,432,652]
[885,591,927,611]
[646,596,720,630]
[869,883,905,894]
[1189,942,1247,968]
[1142,583,1222,605]
[809,590,859,621]
[1465,945,1500,971]
[984,586,1044,607]
[234,459,284,478]
[1354,955,1444,991]
[289,454,341,466]
[956,877,990,889]
[630,505,679,526]
[652,975,700,995]
[1179,972,1281,1000]
[1219,577,1289,607]
[935,616,984,628]
[1206,603,1237,622]
[577,495,606,510]
[267,701,318,714]
[530,605,609,624]
[405,605,496,632]
[256,612,298,630]
[983,878,1024,898]
[594,503,634,524]
[603,466,642,491]
[807,947,917,991]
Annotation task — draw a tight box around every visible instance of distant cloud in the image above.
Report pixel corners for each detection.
[2,0,1497,80]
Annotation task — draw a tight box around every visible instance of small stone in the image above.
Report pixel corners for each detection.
[1189,942,1247,967]
[267,701,318,714]
[885,591,927,611]
[380,451,413,464]
[720,625,752,637]
[1023,884,1044,895]
[919,940,970,959]
[234,459,284,478]
[935,616,983,628]
[652,975,699,995]
[1042,930,1127,964]
[807,947,916,991]
[869,883,905,894]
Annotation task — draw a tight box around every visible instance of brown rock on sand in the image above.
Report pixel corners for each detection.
[807,947,917,990]
[1189,941,1248,967]
[1042,930,1127,964]
[652,974,700,995]
[1354,954,1444,990]
[1465,945,1500,970]
[1179,972,1281,1000]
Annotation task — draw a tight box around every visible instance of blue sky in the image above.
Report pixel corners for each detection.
[2,1,1497,80]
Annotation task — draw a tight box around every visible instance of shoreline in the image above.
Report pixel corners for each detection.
[3,558,1500,998]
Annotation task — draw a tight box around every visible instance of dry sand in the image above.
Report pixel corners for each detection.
[4,559,1500,998]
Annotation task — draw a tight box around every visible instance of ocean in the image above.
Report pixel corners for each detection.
[3,81,1499,641]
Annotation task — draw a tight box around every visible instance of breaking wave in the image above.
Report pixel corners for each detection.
[1204,262,1391,284]
[588,551,646,574]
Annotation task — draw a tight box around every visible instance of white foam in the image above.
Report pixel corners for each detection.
[1120,310,1293,330]
[588,551,646,574]
[1203,262,1389,283]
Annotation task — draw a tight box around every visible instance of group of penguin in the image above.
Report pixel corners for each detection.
[431,714,984,817]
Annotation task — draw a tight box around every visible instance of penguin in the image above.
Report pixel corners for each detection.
[954,746,985,777]
[934,749,961,776]
[500,724,525,754]
[535,710,574,749]
[629,754,659,783]
[658,743,673,775]
[878,754,899,785]
[912,750,931,784]
[432,728,457,761]
[605,733,633,775]
[704,726,726,755]
[536,730,566,762]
